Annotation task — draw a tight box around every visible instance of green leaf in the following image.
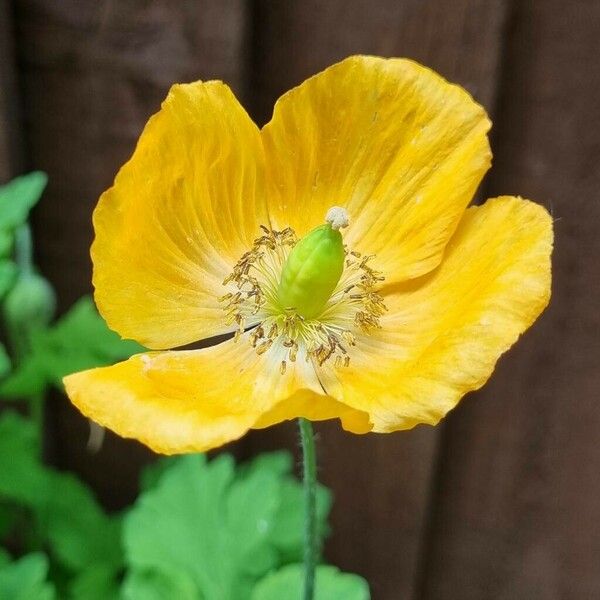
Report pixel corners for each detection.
[0,341,11,379]
[38,472,123,574]
[0,296,144,399]
[0,259,17,299]
[239,450,294,478]
[240,450,332,563]
[0,411,123,582]
[125,452,335,599]
[50,296,143,362]
[251,564,370,600]
[37,296,144,384]
[0,504,19,538]
[0,172,47,231]
[139,457,173,493]
[0,549,11,567]
[0,354,46,398]
[125,454,286,599]
[0,411,44,505]
[0,230,13,257]
[69,564,122,600]
[0,553,56,600]
[122,568,199,600]
[270,479,331,563]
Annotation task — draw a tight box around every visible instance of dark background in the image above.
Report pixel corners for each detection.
[1,1,599,598]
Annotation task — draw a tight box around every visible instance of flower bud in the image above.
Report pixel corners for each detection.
[2,272,56,344]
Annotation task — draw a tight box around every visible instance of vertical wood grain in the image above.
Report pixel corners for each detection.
[17,0,248,311]
[420,2,600,598]
[0,0,23,181]
[243,2,509,598]
[15,0,249,508]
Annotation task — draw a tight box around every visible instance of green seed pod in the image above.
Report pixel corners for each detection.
[2,272,56,357]
[277,223,345,319]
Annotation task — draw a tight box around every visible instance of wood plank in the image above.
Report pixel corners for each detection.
[243,2,509,598]
[420,2,600,598]
[0,0,24,181]
[14,0,249,508]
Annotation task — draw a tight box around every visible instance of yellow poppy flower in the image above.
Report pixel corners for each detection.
[63,56,552,455]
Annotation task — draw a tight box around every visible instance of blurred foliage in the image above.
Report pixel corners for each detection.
[0,172,50,378]
[250,564,370,600]
[0,552,56,600]
[0,173,370,598]
[0,171,47,232]
[0,296,143,399]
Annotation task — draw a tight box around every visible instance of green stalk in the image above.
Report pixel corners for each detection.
[14,224,34,274]
[29,393,44,454]
[12,224,45,450]
[298,417,317,600]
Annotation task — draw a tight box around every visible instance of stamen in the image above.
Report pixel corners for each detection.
[256,339,273,355]
[219,224,386,371]
[289,342,298,362]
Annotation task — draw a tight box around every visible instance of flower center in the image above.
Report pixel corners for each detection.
[220,208,386,371]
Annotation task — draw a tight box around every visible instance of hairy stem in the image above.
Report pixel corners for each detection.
[298,417,317,600]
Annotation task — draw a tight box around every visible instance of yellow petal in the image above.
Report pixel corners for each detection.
[64,336,325,455]
[262,55,491,283]
[319,196,553,431]
[93,81,268,349]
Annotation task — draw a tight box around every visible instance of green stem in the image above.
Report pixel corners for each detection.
[298,417,317,600]
[14,224,34,274]
[30,393,44,454]
[12,224,44,451]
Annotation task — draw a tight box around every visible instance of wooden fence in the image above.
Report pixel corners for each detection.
[1,1,598,598]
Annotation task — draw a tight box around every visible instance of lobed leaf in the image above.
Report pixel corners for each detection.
[0,172,47,231]
[251,564,370,600]
[122,567,198,600]
[68,564,122,600]
[0,412,123,582]
[126,452,332,599]
[0,553,56,600]
[0,260,17,299]
[0,296,144,398]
